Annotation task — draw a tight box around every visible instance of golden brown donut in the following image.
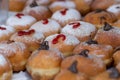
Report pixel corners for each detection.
[83,9,117,29]
[92,67,120,80]
[10,29,45,52]
[9,0,27,12]
[26,41,63,80]
[61,53,106,77]
[94,23,120,48]
[91,0,114,11]
[73,39,113,65]
[73,0,93,15]
[0,54,12,80]
[23,3,52,21]
[0,40,31,71]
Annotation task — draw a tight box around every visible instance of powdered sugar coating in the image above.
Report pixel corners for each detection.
[0,25,15,40]
[0,54,7,66]
[61,21,96,37]
[49,1,76,9]
[10,30,45,43]
[30,19,61,35]
[6,14,36,27]
[45,34,80,45]
[23,6,49,15]
[12,71,32,80]
[0,41,27,57]
[51,8,81,26]
[107,4,120,16]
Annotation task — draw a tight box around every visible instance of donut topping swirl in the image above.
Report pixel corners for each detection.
[79,49,89,57]
[30,0,38,7]
[68,61,78,73]
[42,19,49,24]
[39,41,49,50]
[0,26,6,30]
[18,29,35,36]
[109,67,120,78]
[60,8,68,15]
[52,34,66,44]
[16,13,24,18]
[69,22,81,29]
[103,22,113,31]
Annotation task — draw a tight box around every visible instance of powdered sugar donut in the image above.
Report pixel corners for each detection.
[6,13,36,31]
[61,21,97,42]
[10,29,45,52]
[0,41,31,71]
[49,1,76,13]
[45,34,80,57]
[23,4,52,21]
[30,19,61,37]
[0,25,15,42]
[107,4,120,19]
[51,8,81,27]
[0,54,12,80]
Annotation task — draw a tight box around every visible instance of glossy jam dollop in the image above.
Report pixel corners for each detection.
[52,34,66,44]
[16,13,24,18]
[18,29,35,36]
[60,8,68,15]
[69,22,81,29]
[42,19,49,24]
[0,26,6,30]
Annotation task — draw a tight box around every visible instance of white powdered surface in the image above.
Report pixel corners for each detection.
[12,71,32,80]
[49,1,76,9]
[30,19,61,33]
[45,34,80,45]
[61,21,96,37]
[107,4,120,16]
[0,54,7,66]
[6,14,36,27]
[52,8,81,24]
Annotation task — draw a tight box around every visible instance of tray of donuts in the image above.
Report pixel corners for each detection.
[1,0,120,80]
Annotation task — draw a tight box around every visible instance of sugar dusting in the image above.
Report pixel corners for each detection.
[0,54,7,66]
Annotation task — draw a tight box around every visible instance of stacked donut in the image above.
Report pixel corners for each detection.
[1,0,120,79]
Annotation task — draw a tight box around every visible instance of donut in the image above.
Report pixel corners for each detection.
[51,8,81,27]
[45,34,80,57]
[10,29,45,52]
[0,25,15,42]
[6,13,36,31]
[94,22,120,48]
[61,21,97,42]
[26,41,63,80]
[0,40,31,71]
[83,9,117,29]
[22,4,52,21]
[30,19,61,37]
[73,39,113,65]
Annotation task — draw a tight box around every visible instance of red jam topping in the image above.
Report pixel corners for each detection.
[42,19,49,24]
[69,22,81,29]
[0,26,6,30]
[52,34,66,44]
[15,13,24,18]
[18,29,35,36]
[60,8,68,15]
